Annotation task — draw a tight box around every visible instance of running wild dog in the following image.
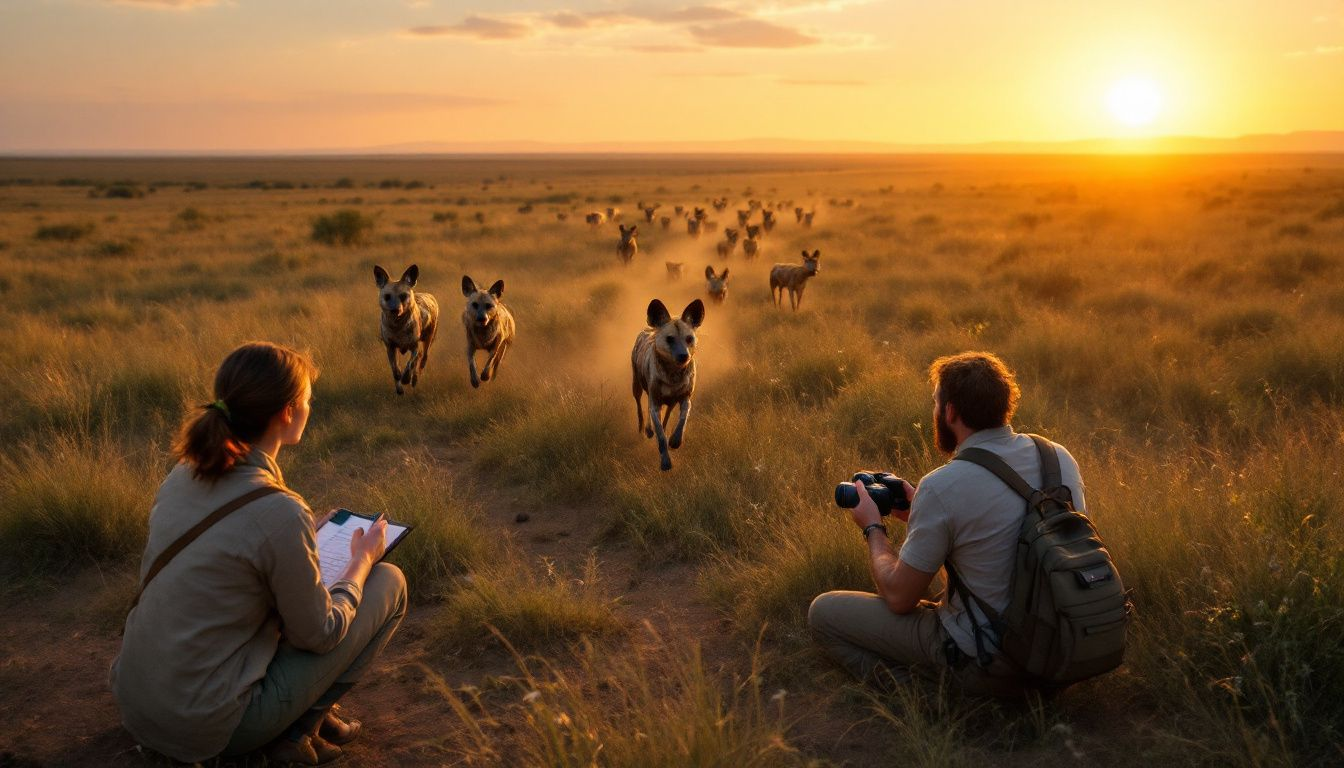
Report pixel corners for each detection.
[660,215,672,231]
[374,264,440,396]
[585,211,605,227]
[631,298,706,471]
[794,206,805,223]
[742,225,761,260]
[803,210,815,228]
[716,228,740,258]
[705,265,730,304]
[687,217,703,237]
[770,250,821,310]
[642,204,660,223]
[666,261,684,281]
[461,275,515,388]
[618,224,638,265]
[762,210,776,233]
[736,209,751,227]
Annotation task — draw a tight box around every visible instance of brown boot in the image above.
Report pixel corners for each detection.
[310,735,344,764]
[320,705,363,746]
[265,735,319,766]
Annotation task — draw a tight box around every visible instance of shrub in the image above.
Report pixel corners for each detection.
[34,223,94,242]
[310,209,374,245]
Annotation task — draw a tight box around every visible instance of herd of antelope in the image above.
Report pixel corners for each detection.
[587,197,822,314]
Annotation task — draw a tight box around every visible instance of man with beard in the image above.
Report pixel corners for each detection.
[808,351,1087,694]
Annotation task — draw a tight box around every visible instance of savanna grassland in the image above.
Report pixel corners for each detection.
[0,153,1342,767]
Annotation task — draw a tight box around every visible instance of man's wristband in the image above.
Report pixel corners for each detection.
[862,522,887,541]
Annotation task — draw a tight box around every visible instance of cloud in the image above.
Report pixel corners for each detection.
[102,0,221,8]
[640,6,745,23]
[1285,44,1344,57]
[626,44,704,53]
[408,15,530,40]
[689,18,820,48]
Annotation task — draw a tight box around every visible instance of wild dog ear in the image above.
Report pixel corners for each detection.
[801,250,809,258]
[681,299,705,329]
[720,268,729,281]
[374,265,390,288]
[619,224,627,234]
[461,275,477,297]
[646,299,672,328]
[400,264,419,287]
[630,225,637,234]
[812,249,821,258]
[488,279,504,298]
[704,265,715,279]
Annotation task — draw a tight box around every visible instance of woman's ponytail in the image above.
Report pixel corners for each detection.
[173,342,319,481]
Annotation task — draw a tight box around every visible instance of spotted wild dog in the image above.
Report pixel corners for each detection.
[742,225,761,260]
[770,250,820,310]
[716,228,740,258]
[618,224,638,265]
[631,298,706,471]
[642,203,661,223]
[674,205,685,217]
[606,206,622,222]
[762,210,776,234]
[712,198,728,212]
[705,265,730,304]
[585,211,605,227]
[803,210,815,228]
[660,215,672,231]
[794,206,805,223]
[666,261,684,281]
[687,217,703,237]
[375,264,439,396]
[736,209,751,227]
[460,275,515,388]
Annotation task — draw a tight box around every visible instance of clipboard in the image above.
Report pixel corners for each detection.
[314,508,414,588]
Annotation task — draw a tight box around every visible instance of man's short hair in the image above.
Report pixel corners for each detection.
[929,351,1020,430]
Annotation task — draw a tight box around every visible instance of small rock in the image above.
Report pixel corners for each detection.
[515,512,530,523]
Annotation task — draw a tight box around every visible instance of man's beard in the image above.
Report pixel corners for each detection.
[934,403,958,455]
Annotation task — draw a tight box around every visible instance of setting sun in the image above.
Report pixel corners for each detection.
[1105,76,1163,127]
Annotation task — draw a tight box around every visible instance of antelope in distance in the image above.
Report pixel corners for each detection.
[770,250,821,311]
[631,298,706,472]
[762,210,776,234]
[742,225,761,260]
[666,261,684,281]
[716,228,740,258]
[705,265,730,304]
[618,224,638,265]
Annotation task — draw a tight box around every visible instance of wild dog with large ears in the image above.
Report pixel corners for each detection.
[461,275,516,388]
[705,265,730,304]
[375,264,439,395]
[631,298,706,471]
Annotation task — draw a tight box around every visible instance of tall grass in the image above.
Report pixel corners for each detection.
[432,626,810,767]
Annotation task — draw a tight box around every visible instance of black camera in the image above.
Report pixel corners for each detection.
[834,472,911,517]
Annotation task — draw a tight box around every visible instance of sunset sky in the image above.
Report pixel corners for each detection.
[1,0,1342,152]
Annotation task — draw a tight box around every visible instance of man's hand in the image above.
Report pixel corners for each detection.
[349,518,388,567]
[891,479,917,524]
[848,481,882,529]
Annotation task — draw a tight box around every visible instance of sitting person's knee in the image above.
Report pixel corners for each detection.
[807,592,840,635]
[368,562,408,614]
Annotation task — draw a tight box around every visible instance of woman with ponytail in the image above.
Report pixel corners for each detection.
[111,342,407,766]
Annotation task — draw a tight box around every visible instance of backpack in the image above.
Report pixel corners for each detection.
[946,434,1130,687]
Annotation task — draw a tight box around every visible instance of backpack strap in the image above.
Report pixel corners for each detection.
[954,447,1042,506]
[944,559,1004,668]
[127,485,285,613]
[1028,434,1062,488]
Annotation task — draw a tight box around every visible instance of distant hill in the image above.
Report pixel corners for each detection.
[6,131,1343,157]
[339,131,1344,156]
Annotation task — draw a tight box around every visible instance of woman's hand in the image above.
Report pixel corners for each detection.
[348,518,388,567]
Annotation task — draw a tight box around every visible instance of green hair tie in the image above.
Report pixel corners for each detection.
[207,399,231,420]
